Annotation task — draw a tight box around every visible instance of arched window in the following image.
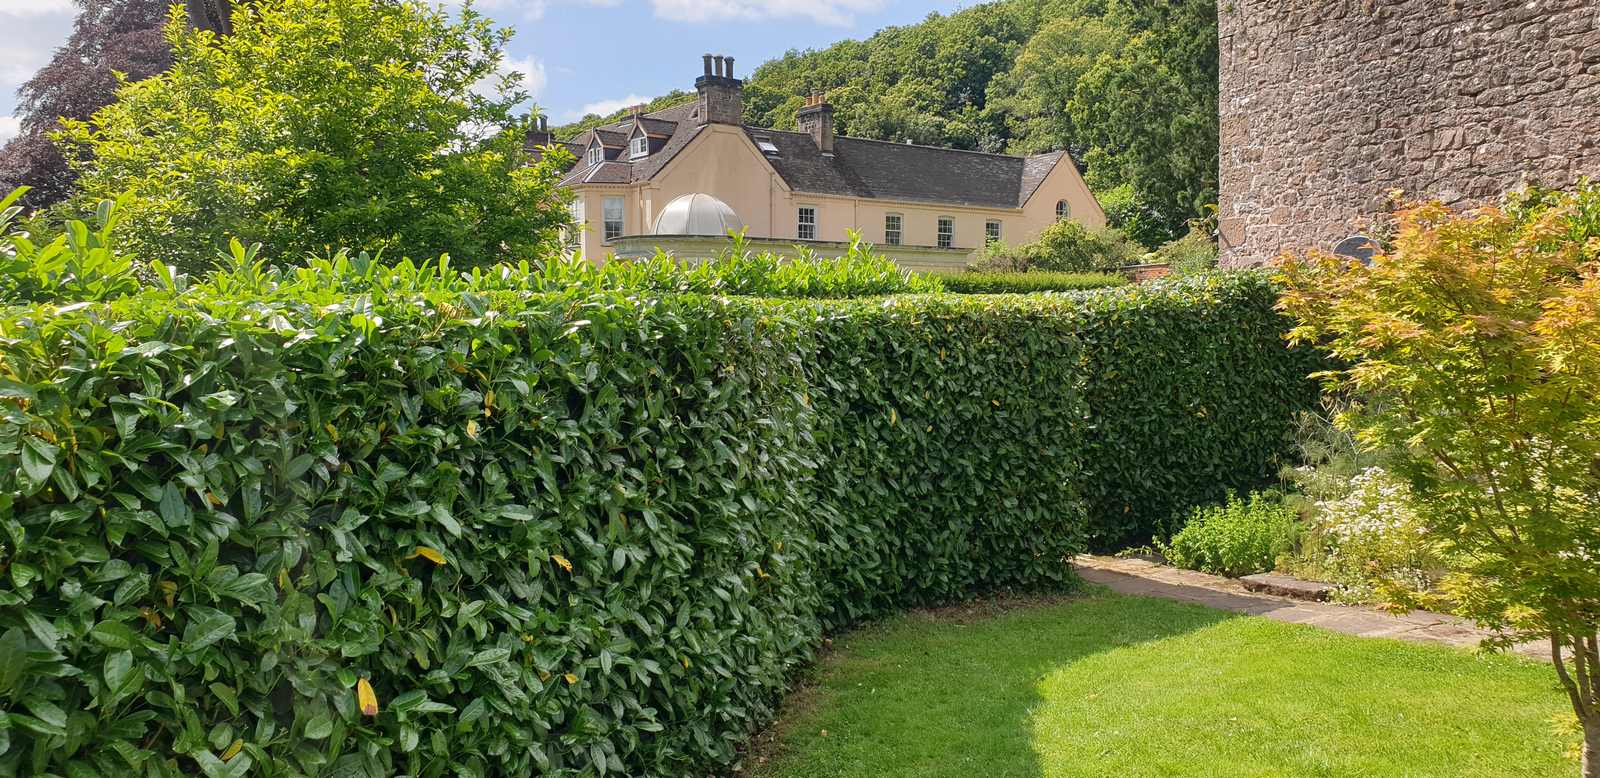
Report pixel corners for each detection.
[1055,200,1070,222]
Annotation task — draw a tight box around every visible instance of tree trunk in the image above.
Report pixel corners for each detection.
[1584,720,1598,778]
[184,0,234,35]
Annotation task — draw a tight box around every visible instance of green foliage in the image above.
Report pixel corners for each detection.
[1074,272,1324,548]
[935,270,1127,294]
[1276,183,1600,764]
[0,208,1316,774]
[1158,492,1298,577]
[0,252,1085,775]
[0,188,140,303]
[57,0,572,272]
[533,235,943,298]
[1150,228,1218,278]
[968,220,1141,273]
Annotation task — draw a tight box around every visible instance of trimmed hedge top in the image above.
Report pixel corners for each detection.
[0,208,1316,777]
[935,271,1129,294]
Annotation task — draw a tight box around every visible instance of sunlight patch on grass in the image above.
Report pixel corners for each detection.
[749,591,1571,778]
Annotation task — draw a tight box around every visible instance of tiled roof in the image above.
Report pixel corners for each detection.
[1019,150,1068,206]
[559,160,633,186]
[555,99,1069,209]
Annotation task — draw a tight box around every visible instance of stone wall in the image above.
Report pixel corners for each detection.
[1218,0,1600,266]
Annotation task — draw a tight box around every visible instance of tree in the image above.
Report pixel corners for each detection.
[59,0,571,271]
[1068,0,1218,243]
[0,0,174,209]
[1275,184,1600,777]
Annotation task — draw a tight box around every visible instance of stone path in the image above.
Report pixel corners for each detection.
[1074,555,1545,660]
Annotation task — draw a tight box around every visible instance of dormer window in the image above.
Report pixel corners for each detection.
[630,135,648,159]
[755,136,779,155]
[587,143,602,166]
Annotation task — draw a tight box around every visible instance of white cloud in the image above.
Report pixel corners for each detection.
[0,0,73,17]
[461,0,550,22]
[648,0,883,26]
[504,55,547,101]
[0,116,19,143]
[561,94,654,122]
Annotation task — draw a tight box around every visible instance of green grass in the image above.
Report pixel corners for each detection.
[747,591,1573,778]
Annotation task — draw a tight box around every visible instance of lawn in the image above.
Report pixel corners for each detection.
[745,590,1573,778]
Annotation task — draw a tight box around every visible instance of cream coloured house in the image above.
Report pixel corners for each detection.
[526,54,1106,271]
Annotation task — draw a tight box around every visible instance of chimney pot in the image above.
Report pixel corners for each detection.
[725,56,735,78]
[703,53,713,76]
[714,55,725,78]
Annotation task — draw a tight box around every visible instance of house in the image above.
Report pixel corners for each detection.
[526,54,1106,270]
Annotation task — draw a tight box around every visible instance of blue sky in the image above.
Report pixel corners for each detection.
[0,0,971,142]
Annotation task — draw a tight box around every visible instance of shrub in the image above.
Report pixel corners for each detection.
[0,244,1083,776]
[967,220,1141,273]
[935,270,1128,294]
[533,234,943,298]
[1150,228,1217,277]
[1284,466,1448,606]
[1074,272,1325,548]
[1159,492,1298,577]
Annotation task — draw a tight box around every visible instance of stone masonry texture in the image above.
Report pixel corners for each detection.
[1217,0,1600,266]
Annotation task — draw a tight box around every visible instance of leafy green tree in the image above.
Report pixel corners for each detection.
[59,0,571,271]
[1276,185,1600,777]
[985,15,1126,157]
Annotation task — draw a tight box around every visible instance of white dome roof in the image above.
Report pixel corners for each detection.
[652,193,744,236]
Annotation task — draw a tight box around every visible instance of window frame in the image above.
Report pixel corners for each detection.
[1055,199,1070,221]
[602,196,625,242]
[937,216,954,249]
[629,135,648,159]
[985,219,1002,244]
[587,143,603,166]
[884,212,903,246]
[797,205,818,240]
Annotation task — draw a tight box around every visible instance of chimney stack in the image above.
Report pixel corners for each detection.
[694,53,744,126]
[797,93,835,154]
[525,113,554,159]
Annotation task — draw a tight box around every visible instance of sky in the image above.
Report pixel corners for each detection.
[0,0,972,142]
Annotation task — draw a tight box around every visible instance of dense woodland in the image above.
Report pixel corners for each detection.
[558,0,1219,246]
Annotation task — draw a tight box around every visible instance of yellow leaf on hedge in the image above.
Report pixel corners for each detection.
[407,547,446,565]
[466,419,479,440]
[159,580,176,608]
[324,423,339,441]
[539,670,551,681]
[484,390,495,417]
[552,554,573,573]
[357,677,379,716]
[563,673,578,685]
[221,739,243,761]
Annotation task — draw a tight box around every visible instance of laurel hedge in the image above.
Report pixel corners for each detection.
[1072,273,1325,548]
[0,248,1097,777]
[933,270,1129,294]
[0,210,1312,776]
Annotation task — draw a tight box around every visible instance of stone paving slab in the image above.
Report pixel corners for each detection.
[1073,555,1545,660]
